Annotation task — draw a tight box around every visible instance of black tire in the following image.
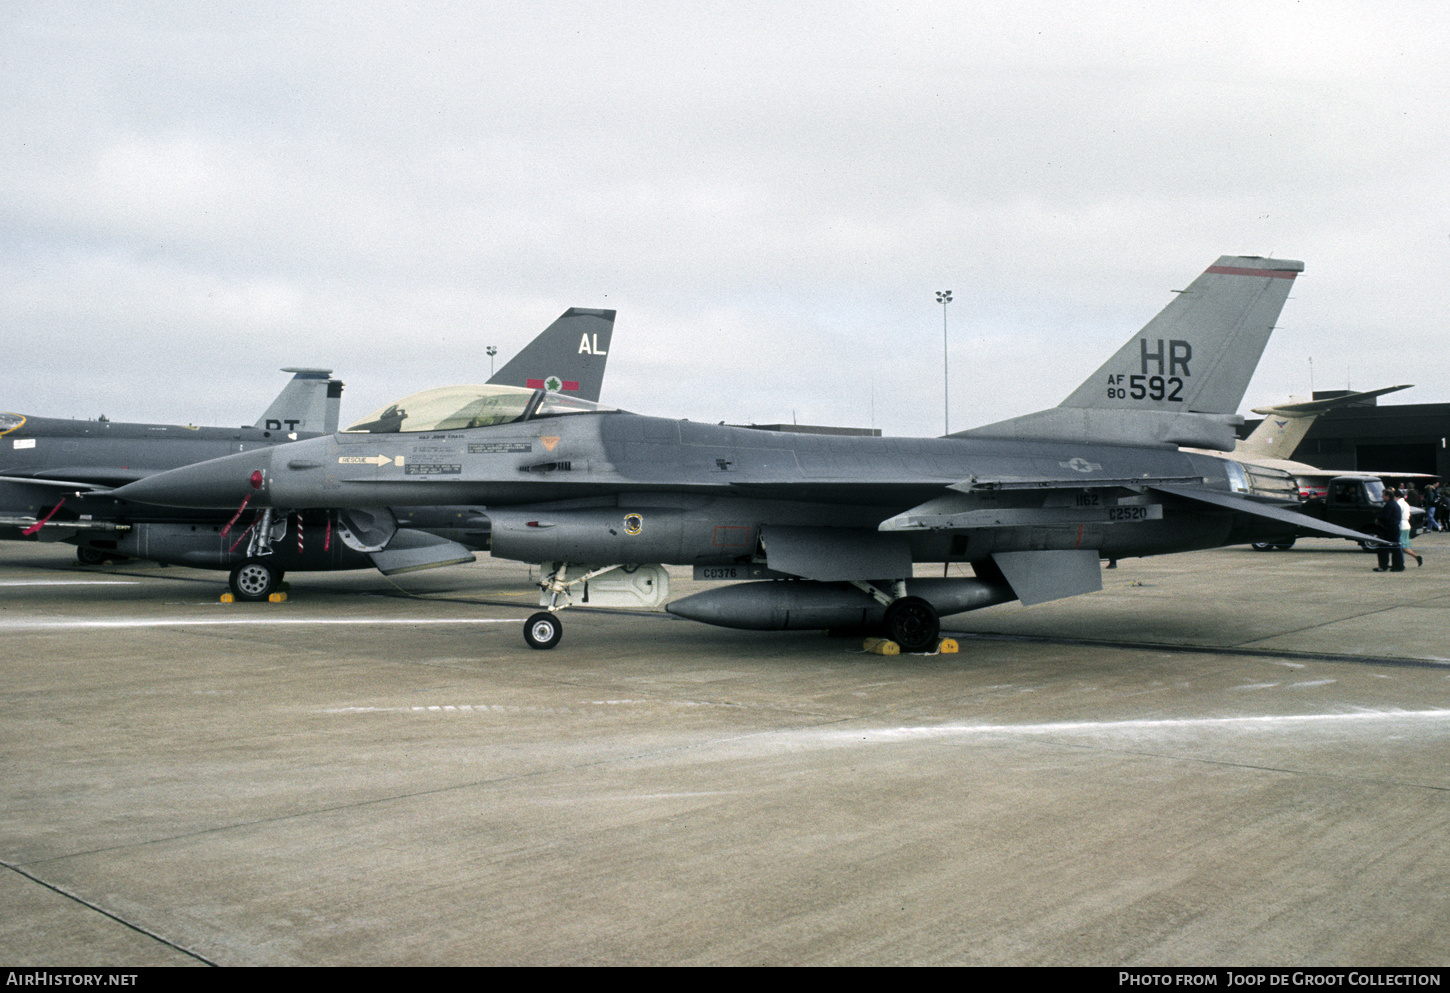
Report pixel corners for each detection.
[883,596,940,653]
[229,560,283,601]
[76,546,108,565]
[523,611,563,650]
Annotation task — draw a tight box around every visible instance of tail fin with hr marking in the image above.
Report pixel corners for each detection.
[961,256,1304,449]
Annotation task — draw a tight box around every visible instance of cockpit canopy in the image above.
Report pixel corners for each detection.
[343,384,614,434]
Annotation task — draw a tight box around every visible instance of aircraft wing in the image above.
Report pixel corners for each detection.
[880,476,1382,546]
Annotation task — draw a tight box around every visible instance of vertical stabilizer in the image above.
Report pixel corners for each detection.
[489,308,616,403]
[962,256,1304,449]
[254,368,344,435]
[1059,256,1303,414]
[1237,384,1412,459]
[1234,411,1318,461]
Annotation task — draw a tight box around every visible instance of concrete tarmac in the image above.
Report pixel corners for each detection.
[2,537,1448,966]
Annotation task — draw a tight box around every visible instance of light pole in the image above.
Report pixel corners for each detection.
[936,290,952,434]
[487,345,497,377]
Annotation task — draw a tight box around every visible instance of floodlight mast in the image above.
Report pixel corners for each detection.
[936,290,953,434]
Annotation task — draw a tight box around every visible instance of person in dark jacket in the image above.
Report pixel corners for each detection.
[1375,488,1406,572]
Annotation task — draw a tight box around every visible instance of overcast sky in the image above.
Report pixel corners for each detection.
[3,1,1447,437]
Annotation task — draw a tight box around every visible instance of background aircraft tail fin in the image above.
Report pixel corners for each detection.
[961,256,1303,449]
[488,308,616,403]
[1237,385,1412,459]
[253,368,344,435]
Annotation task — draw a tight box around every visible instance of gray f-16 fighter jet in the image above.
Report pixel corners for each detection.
[2,308,614,587]
[112,258,1376,650]
[2,367,345,490]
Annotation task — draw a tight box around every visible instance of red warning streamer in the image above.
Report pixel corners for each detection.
[219,494,252,538]
[227,518,257,554]
[21,498,65,536]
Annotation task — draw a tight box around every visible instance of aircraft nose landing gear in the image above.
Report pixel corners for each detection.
[521,561,660,650]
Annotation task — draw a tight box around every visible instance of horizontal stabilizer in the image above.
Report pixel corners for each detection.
[1148,484,1381,544]
[1250,385,1411,417]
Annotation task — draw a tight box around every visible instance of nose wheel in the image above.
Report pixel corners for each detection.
[524,611,563,650]
[229,560,284,601]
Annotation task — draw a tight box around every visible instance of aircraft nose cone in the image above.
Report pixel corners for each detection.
[110,450,273,509]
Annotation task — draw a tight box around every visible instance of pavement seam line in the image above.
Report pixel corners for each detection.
[1,859,219,967]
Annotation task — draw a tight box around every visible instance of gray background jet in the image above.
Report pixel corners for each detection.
[1,308,614,587]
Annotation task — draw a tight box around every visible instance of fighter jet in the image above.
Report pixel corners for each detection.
[111,257,1381,651]
[1,368,343,488]
[1,308,615,585]
[0,368,343,562]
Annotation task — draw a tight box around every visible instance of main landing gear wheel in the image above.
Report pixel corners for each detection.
[524,612,563,650]
[76,547,109,566]
[1251,540,1296,551]
[229,560,284,602]
[883,596,940,653]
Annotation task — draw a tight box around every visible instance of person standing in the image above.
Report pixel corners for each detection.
[1398,488,1424,567]
[1375,488,1406,572]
